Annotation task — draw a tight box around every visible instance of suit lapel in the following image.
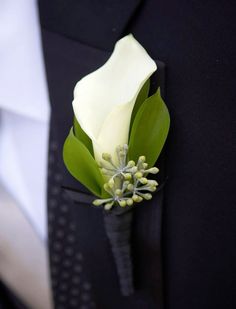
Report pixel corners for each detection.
[39,0,142,50]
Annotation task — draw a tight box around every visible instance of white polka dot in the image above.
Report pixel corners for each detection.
[49,199,57,208]
[63,259,71,267]
[55,173,63,182]
[71,288,80,296]
[61,204,68,212]
[52,254,60,263]
[48,212,54,221]
[61,272,69,279]
[83,282,91,291]
[58,217,66,225]
[69,223,76,231]
[48,226,53,234]
[53,242,62,250]
[51,186,60,195]
[60,283,68,291]
[67,235,75,242]
[74,265,82,273]
[58,294,66,302]
[56,230,64,238]
[51,141,58,151]
[72,276,81,284]
[49,155,55,164]
[76,253,83,261]
[51,267,57,275]
[65,247,73,255]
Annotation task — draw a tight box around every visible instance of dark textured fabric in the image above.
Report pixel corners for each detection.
[47,121,97,308]
[127,2,236,308]
[39,0,141,50]
[39,0,236,308]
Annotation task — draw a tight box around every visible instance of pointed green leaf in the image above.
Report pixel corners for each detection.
[73,117,94,156]
[63,128,105,197]
[129,78,150,134]
[128,88,170,167]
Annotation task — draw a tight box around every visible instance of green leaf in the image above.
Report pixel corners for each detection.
[129,78,150,134]
[63,128,105,197]
[73,117,94,156]
[128,88,170,167]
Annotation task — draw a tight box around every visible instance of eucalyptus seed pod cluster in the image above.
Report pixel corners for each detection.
[93,144,159,210]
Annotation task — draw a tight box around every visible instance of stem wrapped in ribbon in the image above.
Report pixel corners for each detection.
[104,210,133,296]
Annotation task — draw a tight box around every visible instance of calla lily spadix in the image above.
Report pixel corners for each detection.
[72,34,157,164]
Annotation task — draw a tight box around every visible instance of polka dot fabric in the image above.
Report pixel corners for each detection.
[47,129,95,309]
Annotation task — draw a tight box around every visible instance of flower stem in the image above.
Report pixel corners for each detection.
[103,211,134,296]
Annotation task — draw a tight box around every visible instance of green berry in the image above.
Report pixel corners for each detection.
[127,199,133,206]
[119,200,126,207]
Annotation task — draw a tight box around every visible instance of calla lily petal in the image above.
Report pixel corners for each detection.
[94,103,134,163]
[72,34,157,162]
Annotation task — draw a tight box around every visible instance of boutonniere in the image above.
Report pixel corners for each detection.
[63,34,170,296]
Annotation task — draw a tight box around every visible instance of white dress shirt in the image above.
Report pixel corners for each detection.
[0,183,53,309]
[0,0,50,240]
[0,0,52,307]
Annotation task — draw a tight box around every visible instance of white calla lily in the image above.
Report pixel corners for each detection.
[72,34,157,163]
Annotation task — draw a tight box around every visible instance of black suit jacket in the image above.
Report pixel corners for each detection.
[1,1,235,308]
